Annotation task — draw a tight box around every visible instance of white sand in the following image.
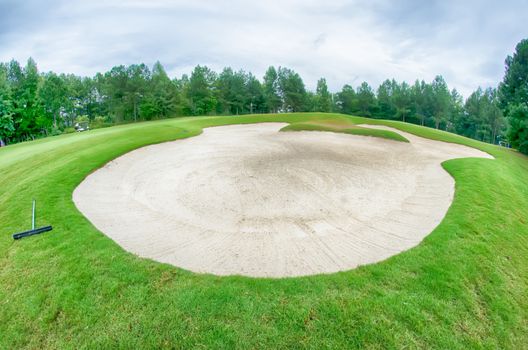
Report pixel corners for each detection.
[73,123,492,277]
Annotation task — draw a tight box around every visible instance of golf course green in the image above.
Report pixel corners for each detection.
[1,113,527,348]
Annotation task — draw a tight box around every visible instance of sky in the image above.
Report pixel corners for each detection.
[1,0,527,97]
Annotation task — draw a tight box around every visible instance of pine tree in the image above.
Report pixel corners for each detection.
[499,39,528,154]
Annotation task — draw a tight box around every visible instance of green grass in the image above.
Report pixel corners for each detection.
[280,117,409,142]
[1,113,527,349]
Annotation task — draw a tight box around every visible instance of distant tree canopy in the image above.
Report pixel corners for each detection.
[3,38,528,153]
[499,39,528,154]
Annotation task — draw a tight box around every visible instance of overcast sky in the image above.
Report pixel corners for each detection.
[1,0,527,97]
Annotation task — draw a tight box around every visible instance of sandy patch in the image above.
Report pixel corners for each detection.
[73,123,492,277]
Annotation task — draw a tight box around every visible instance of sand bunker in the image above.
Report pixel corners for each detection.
[73,123,492,277]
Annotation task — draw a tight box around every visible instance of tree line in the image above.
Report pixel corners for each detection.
[1,39,526,153]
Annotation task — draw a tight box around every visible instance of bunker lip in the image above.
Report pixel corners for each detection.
[73,123,493,278]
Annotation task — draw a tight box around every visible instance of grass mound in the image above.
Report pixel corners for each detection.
[1,113,527,349]
[280,118,410,142]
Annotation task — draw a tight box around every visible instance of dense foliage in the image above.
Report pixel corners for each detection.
[4,38,528,151]
[499,39,528,154]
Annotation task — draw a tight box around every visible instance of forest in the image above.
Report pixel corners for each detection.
[1,38,527,153]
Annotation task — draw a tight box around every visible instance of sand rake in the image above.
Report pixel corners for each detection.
[12,200,53,240]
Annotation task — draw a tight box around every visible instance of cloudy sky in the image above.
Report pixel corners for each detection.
[1,0,527,97]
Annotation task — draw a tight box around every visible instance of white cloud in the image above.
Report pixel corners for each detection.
[1,0,527,97]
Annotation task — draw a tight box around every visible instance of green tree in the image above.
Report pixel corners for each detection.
[61,74,98,125]
[499,38,528,153]
[377,79,396,119]
[393,81,411,122]
[39,72,68,128]
[101,65,129,122]
[246,73,265,114]
[186,65,217,116]
[0,56,515,147]
[0,64,14,145]
[315,78,332,112]
[506,104,528,153]
[461,88,505,143]
[356,82,376,116]
[141,61,180,120]
[277,67,307,112]
[483,88,505,144]
[410,80,427,126]
[99,64,150,122]
[335,84,357,114]
[126,64,150,122]
[263,66,281,113]
[304,91,317,112]
[215,68,248,115]
[431,75,450,129]
[448,89,464,134]
[462,88,484,139]
[8,58,43,141]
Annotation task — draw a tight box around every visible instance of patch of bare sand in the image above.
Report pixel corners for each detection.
[73,123,492,277]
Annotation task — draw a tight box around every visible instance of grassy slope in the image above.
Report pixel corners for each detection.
[0,113,527,349]
[280,117,409,142]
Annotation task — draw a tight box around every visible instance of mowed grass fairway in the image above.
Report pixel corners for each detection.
[1,113,527,349]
